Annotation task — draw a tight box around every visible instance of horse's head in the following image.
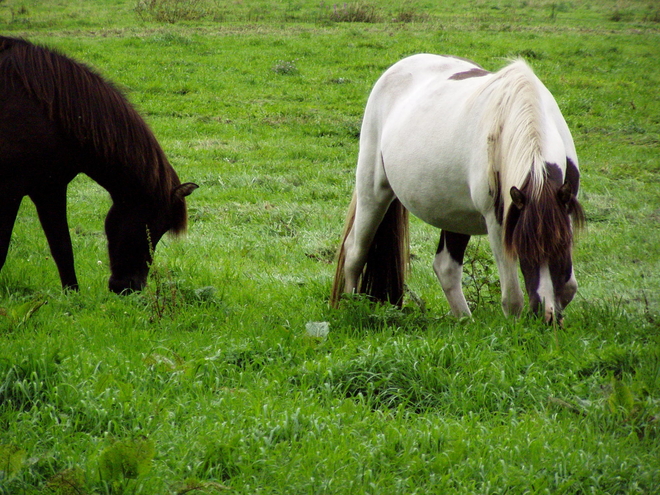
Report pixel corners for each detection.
[105,182,198,294]
[516,230,578,324]
[506,165,584,324]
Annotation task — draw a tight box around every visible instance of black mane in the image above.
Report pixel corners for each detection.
[0,36,186,232]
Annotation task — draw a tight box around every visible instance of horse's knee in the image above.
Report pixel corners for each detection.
[434,260,463,296]
[433,256,470,317]
[433,255,461,287]
[343,242,369,295]
[343,274,358,295]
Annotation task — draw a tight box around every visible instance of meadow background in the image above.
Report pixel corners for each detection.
[0,0,659,493]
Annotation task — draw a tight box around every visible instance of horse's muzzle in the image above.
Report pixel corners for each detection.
[545,308,564,326]
[529,295,564,325]
[109,275,146,294]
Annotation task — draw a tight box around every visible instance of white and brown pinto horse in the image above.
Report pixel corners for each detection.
[331,54,584,323]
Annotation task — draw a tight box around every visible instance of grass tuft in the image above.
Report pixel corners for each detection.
[134,0,214,23]
[0,351,61,411]
[325,2,383,23]
[272,59,299,75]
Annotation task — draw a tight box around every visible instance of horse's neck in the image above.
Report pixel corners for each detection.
[83,158,152,205]
[484,74,548,207]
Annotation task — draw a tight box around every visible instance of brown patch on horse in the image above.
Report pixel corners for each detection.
[437,230,470,265]
[492,171,504,225]
[449,68,491,80]
[0,35,187,234]
[565,158,580,195]
[549,161,584,224]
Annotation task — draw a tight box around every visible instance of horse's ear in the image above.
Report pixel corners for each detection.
[174,182,199,199]
[558,180,572,204]
[510,187,526,210]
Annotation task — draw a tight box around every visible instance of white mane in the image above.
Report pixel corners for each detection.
[481,60,546,210]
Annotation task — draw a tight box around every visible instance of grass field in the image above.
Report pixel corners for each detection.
[1,1,659,493]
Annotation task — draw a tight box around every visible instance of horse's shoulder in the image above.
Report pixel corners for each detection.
[379,54,463,85]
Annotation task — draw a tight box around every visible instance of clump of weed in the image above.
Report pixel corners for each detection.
[329,77,351,84]
[608,9,633,22]
[0,444,26,481]
[196,441,241,481]
[326,2,383,23]
[172,479,231,493]
[462,240,499,311]
[305,245,336,264]
[44,468,87,495]
[135,0,214,23]
[95,436,155,487]
[9,5,30,24]
[0,298,46,333]
[293,340,446,411]
[643,7,660,23]
[143,262,179,321]
[392,7,429,23]
[548,2,570,20]
[0,351,61,411]
[272,60,299,75]
[604,375,660,440]
[139,229,180,321]
[515,48,544,60]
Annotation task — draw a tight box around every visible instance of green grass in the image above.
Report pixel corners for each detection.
[1,0,659,493]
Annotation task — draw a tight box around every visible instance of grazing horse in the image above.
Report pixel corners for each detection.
[331,54,584,323]
[0,36,197,293]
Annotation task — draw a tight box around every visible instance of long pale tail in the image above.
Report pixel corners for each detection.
[330,193,409,308]
[330,192,357,308]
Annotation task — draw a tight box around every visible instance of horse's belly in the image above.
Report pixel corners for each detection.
[384,151,489,236]
[400,193,488,235]
[380,98,491,235]
[424,209,487,235]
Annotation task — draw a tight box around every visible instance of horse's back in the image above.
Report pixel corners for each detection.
[361,55,494,234]
[367,54,483,115]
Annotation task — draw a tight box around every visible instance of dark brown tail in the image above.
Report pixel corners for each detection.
[330,193,409,308]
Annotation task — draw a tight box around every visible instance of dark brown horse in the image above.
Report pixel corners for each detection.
[0,36,197,293]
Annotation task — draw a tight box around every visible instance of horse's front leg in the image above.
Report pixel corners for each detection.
[433,230,471,317]
[486,218,524,316]
[0,194,22,273]
[31,187,79,291]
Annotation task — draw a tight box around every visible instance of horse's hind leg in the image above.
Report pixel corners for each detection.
[434,230,471,316]
[30,187,79,291]
[343,191,396,294]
